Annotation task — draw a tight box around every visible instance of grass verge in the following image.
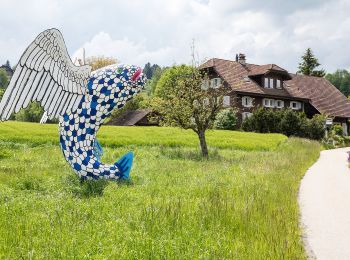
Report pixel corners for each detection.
[0,122,321,258]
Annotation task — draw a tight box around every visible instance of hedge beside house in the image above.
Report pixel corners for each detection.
[242,107,326,140]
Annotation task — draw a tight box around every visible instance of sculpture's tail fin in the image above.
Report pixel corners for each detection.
[115,152,134,180]
[93,139,103,161]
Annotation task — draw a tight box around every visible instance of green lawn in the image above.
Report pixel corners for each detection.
[0,121,321,259]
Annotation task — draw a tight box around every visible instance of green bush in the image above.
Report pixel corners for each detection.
[280,109,307,137]
[242,107,326,140]
[332,124,343,136]
[214,108,237,130]
[344,136,350,146]
[242,107,284,133]
[14,102,44,122]
[307,114,326,140]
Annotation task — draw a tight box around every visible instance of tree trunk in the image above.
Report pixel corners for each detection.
[198,130,209,159]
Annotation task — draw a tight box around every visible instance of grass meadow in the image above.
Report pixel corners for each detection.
[0,121,321,259]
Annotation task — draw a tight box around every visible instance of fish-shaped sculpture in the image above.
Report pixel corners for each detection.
[0,29,146,180]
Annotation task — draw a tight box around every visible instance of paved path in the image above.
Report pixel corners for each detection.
[299,147,350,260]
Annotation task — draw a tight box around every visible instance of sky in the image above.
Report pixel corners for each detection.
[0,0,349,73]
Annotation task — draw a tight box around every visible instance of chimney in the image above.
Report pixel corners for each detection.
[238,53,246,65]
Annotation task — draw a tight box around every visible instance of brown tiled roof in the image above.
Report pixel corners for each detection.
[285,75,350,118]
[246,63,289,77]
[200,58,350,118]
[107,109,152,126]
[200,58,305,99]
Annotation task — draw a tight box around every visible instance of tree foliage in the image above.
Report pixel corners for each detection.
[86,56,118,71]
[145,66,164,95]
[14,102,45,122]
[325,69,350,97]
[152,65,227,158]
[0,88,4,100]
[0,68,9,89]
[298,48,325,77]
[143,62,161,80]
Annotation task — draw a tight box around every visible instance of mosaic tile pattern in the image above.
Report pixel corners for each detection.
[59,64,146,180]
[0,29,146,180]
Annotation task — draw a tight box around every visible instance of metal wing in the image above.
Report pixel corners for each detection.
[0,28,91,121]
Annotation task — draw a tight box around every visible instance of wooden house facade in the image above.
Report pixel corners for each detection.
[200,54,350,135]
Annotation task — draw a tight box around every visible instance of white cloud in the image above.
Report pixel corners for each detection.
[1,0,350,72]
[72,32,178,66]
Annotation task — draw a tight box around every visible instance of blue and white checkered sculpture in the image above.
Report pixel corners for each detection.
[0,29,146,180]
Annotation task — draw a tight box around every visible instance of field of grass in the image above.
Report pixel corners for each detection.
[0,121,321,259]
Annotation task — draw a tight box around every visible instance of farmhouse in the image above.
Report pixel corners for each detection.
[200,54,350,135]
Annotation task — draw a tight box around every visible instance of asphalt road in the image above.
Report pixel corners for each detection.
[299,147,350,260]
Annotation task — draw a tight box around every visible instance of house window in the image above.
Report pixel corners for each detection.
[264,78,269,88]
[263,98,275,108]
[263,77,278,89]
[242,112,253,121]
[276,79,281,89]
[290,101,301,110]
[201,79,209,90]
[210,78,221,88]
[223,96,230,107]
[275,100,284,108]
[242,96,253,107]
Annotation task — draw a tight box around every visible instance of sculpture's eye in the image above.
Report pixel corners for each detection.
[117,68,123,74]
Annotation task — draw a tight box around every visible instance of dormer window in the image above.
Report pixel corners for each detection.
[264,78,269,88]
[276,79,281,89]
[263,77,283,89]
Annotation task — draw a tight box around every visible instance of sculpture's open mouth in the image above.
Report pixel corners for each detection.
[131,68,142,82]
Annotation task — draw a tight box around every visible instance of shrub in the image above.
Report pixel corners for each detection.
[307,114,326,140]
[14,102,44,122]
[241,107,284,133]
[241,116,255,132]
[214,108,237,130]
[332,124,343,136]
[280,109,306,137]
[242,107,326,140]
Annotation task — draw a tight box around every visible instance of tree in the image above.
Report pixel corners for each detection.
[14,102,44,122]
[143,62,152,79]
[143,62,161,80]
[0,69,9,89]
[146,66,164,95]
[86,56,118,71]
[0,88,4,100]
[325,69,350,97]
[298,48,325,77]
[152,65,227,158]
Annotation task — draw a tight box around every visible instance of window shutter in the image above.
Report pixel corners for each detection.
[223,96,230,107]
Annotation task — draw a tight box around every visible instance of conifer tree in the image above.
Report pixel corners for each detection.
[298,48,325,77]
